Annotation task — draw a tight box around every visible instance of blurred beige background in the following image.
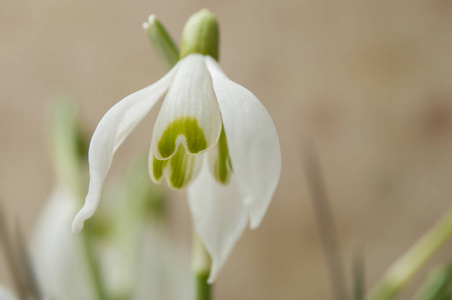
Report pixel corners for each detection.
[1,0,452,299]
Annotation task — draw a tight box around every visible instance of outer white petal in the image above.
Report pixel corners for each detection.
[33,186,96,299]
[151,54,222,160]
[187,158,248,282]
[205,56,281,229]
[72,66,178,232]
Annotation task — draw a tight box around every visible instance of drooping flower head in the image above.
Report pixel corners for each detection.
[72,9,281,282]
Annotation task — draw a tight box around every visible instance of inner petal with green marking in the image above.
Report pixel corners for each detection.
[157,116,208,159]
[208,127,232,185]
[151,154,167,182]
[151,145,201,189]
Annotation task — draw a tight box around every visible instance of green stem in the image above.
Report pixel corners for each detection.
[80,224,110,300]
[196,273,212,300]
[366,207,452,300]
[192,232,212,300]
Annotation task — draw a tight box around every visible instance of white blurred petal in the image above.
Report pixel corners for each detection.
[188,159,248,282]
[72,66,177,232]
[33,186,96,300]
[206,56,281,229]
[0,286,17,300]
[151,54,222,160]
[133,225,192,300]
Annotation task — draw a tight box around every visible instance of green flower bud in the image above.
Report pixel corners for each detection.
[180,9,219,60]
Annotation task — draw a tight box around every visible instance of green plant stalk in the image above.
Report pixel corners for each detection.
[366,207,452,300]
[192,233,212,300]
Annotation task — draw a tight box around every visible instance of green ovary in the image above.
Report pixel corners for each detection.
[158,117,208,158]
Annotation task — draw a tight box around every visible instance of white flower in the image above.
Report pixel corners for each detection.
[72,53,281,281]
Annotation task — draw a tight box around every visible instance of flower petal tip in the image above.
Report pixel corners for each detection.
[206,261,222,284]
[71,217,84,233]
[249,218,261,230]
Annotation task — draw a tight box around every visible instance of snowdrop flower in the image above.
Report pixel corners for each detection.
[72,10,281,282]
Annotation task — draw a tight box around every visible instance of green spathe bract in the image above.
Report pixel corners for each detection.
[143,15,180,70]
[158,116,208,159]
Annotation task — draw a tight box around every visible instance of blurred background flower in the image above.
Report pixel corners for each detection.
[32,185,97,299]
[13,99,192,299]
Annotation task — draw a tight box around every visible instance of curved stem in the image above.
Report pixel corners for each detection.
[366,207,452,300]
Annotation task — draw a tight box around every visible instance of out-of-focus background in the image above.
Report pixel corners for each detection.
[1,0,451,299]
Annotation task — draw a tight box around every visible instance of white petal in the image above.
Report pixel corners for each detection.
[0,287,17,300]
[151,54,222,160]
[205,56,281,229]
[187,158,248,282]
[33,186,96,299]
[72,65,177,232]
